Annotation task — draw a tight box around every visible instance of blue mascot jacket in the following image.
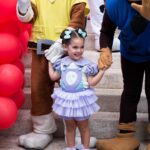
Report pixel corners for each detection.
[106,0,150,63]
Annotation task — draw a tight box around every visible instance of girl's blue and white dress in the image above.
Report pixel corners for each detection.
[52,56,100,120]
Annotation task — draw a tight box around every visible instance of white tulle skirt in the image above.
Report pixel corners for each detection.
[52,88,100,119]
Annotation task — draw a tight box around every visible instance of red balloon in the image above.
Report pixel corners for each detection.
[17,19,32,33]
[19,31,30,54]
[0,64,23,96]
[0,97,18,130]
[0,20,21,36]
[13,59,25,74]
[0,0,17,24]
[10,89,25,109]
[13,60,25,88]
[0,34,21,64]
[0,17,32,36]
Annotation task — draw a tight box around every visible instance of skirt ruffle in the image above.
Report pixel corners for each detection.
[52,88,100,118]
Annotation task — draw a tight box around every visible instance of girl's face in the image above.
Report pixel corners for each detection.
[65,37,84,60]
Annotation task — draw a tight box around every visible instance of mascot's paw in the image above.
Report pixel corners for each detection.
[44,39,64,63]
[75,136,97,148]
[18,132,53,149]
[147,144,150,150]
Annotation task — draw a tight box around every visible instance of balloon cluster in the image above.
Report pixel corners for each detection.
[0,0,31,130]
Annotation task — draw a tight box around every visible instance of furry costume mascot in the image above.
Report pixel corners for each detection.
[16,0,95,149]
[0,0,30,130]
[96,0,150,150]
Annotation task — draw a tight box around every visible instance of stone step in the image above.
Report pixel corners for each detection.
[23,67,145,90]
[23,52,123,89]
[22,88,147,113]
[83,50,121,69]
[85,20,96,50]
[22,48,121,69]
[85,33,95,50]
[0,136,149,150]
[23,50,146,90]
[0,137,78,150]
[24,67,123,89]
[86,20,93,34]
[0,110,149,141]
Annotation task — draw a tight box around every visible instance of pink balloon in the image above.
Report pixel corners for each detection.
[0,97,18,130]
[0,34,21,64]
[10,89,25,109]
[0,64,23,96]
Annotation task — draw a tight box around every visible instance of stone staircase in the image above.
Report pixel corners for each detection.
[0,20,149,150]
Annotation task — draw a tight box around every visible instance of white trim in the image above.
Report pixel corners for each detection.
[16,3,34,23]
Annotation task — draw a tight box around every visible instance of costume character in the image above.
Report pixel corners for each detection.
[16,0,91,149]
[96,0,150,150]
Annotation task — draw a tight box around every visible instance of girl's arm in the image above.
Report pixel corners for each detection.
[87,69,105,86]
[48,62,60,81]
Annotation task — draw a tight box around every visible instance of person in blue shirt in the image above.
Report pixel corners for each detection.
[96,0,150,150]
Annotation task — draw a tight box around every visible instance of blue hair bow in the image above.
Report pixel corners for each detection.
[78,28,87,38]
[64,30,72,39]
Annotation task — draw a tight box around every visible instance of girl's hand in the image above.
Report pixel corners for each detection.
[48,61,53,68]
[101,68,106,72]
[131,0,150,21]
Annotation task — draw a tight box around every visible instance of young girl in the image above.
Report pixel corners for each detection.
[48,28,105,150]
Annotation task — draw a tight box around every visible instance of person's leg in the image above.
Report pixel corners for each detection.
[77,119,90,149]
[64,120,97,149]
[97,56,144,150]
[31,50,54,115]
[144,60,150,121]
[119,56,144,123]
[18,50,57,149]
[65,119,77,148]
[144,60,150,150]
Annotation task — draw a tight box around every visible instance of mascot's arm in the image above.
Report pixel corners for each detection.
[17,0,37,23]
[100,10,116,50]
[68,3,87,29]
[98,10,116,69]
[131,0,150,21]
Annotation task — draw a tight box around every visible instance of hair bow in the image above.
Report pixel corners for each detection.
[78,28,87,38]
[64,30,72,39]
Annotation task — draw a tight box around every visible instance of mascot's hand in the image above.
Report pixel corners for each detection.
[44,39,64,64]
[131,0,150,21]
[98,47,112,69]
[18,0,31,14]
